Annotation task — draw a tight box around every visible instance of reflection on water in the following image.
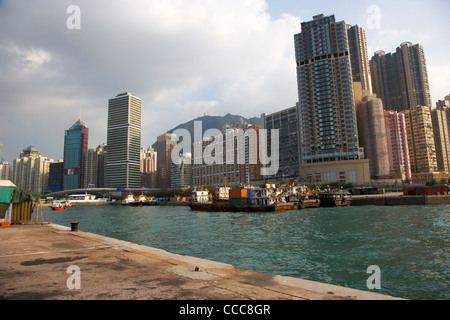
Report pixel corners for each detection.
[44,204,450,300]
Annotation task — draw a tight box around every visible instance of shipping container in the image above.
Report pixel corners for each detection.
[229,189,247,199]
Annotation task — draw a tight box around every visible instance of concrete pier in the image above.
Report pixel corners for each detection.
[0,222,402,300]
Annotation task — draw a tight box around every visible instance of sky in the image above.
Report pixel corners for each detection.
[1,0,449,164]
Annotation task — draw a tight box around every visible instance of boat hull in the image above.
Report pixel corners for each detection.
[299,199,321,209]
[189,202,299,212]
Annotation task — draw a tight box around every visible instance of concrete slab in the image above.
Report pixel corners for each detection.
[0,222,403,300]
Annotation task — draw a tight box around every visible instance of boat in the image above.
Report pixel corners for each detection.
[318,191,351,207]
[64,201,73,208]
[121,192,141,206]
[67,194,110,205]
[51,202,65,211]
[189,184,305,212]
[299,197,321,209]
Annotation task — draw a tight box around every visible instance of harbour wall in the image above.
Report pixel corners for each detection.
[350,195,450,206]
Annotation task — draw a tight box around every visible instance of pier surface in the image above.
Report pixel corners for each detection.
[0,222,402,300]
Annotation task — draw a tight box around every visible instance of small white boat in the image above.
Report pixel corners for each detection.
[51,201,65,211]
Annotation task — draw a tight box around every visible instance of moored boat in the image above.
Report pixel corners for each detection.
[318,191,351,207]
[51,202,65,211]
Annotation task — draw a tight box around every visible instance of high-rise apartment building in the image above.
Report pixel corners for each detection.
[191,123,263,187]
[106,92,142,189]
[294,14,369,183]
[356,94,390,178]
[401,106,438,174]
[347,24,372,92]
[384,111,412,181]
[156,133,175,189]
[430,109,450,172]
[12,146,54,193]
[370,42,431,111]
[63,119,89,190]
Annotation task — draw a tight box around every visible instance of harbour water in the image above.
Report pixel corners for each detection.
[43,204,449,300]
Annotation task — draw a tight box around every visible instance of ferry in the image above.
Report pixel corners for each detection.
[66,194,110,205]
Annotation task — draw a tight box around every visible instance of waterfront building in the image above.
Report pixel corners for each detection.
[191,122,263,187]
[96,143,107,188]
[384,111,412,181]
[48,160,64,192]
[83,149,98,188]
[171,153,192,189]
[156,133,176,189]
[294,14,369,184]
[12,145,54,193]
[140,146,157,188]
[401,106,438,175]
[106,92,142,189]
[436,95,450,143]
[430,109,450,172]
[63,119,89,190]
[370,42,431,111]
[261,106,300,181]
[0,162,12,181]
[356,94,390,179]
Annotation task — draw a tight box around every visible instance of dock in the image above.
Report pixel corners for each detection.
[0,222,402,301]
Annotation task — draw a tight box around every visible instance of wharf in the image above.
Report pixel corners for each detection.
[350,193,450,206]
[0,222,402,301]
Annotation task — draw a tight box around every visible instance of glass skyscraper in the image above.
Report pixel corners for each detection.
[63,119,88,190]
[294,14,362,165]
[106,92,142,189]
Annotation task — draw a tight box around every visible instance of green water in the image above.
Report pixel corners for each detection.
[43,204,449,300]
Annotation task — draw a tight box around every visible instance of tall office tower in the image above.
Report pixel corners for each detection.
[356,95,390,179]
[370,42,431,111]
[156,133,175,189]
[294,14,369,184]
[106,92,142,189]
[401,106,438,174]
[48,160,64,192]
[140,146,157,188]
[63,119,89,190]
[384,111,412,181]
[96,143,107,188]
[430,109,450,172]
[83,149,98,188]
[12,146,54,193]
[261,106,300,180]
[347,24,372,92]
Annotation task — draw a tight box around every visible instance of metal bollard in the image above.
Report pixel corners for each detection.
[71,221,79,232]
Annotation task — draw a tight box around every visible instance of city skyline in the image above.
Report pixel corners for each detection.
[0,0,449,164]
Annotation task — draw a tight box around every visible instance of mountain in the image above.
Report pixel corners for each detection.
[152,113,261,147]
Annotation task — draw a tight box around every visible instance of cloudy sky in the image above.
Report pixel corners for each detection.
[1,0,449,163]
